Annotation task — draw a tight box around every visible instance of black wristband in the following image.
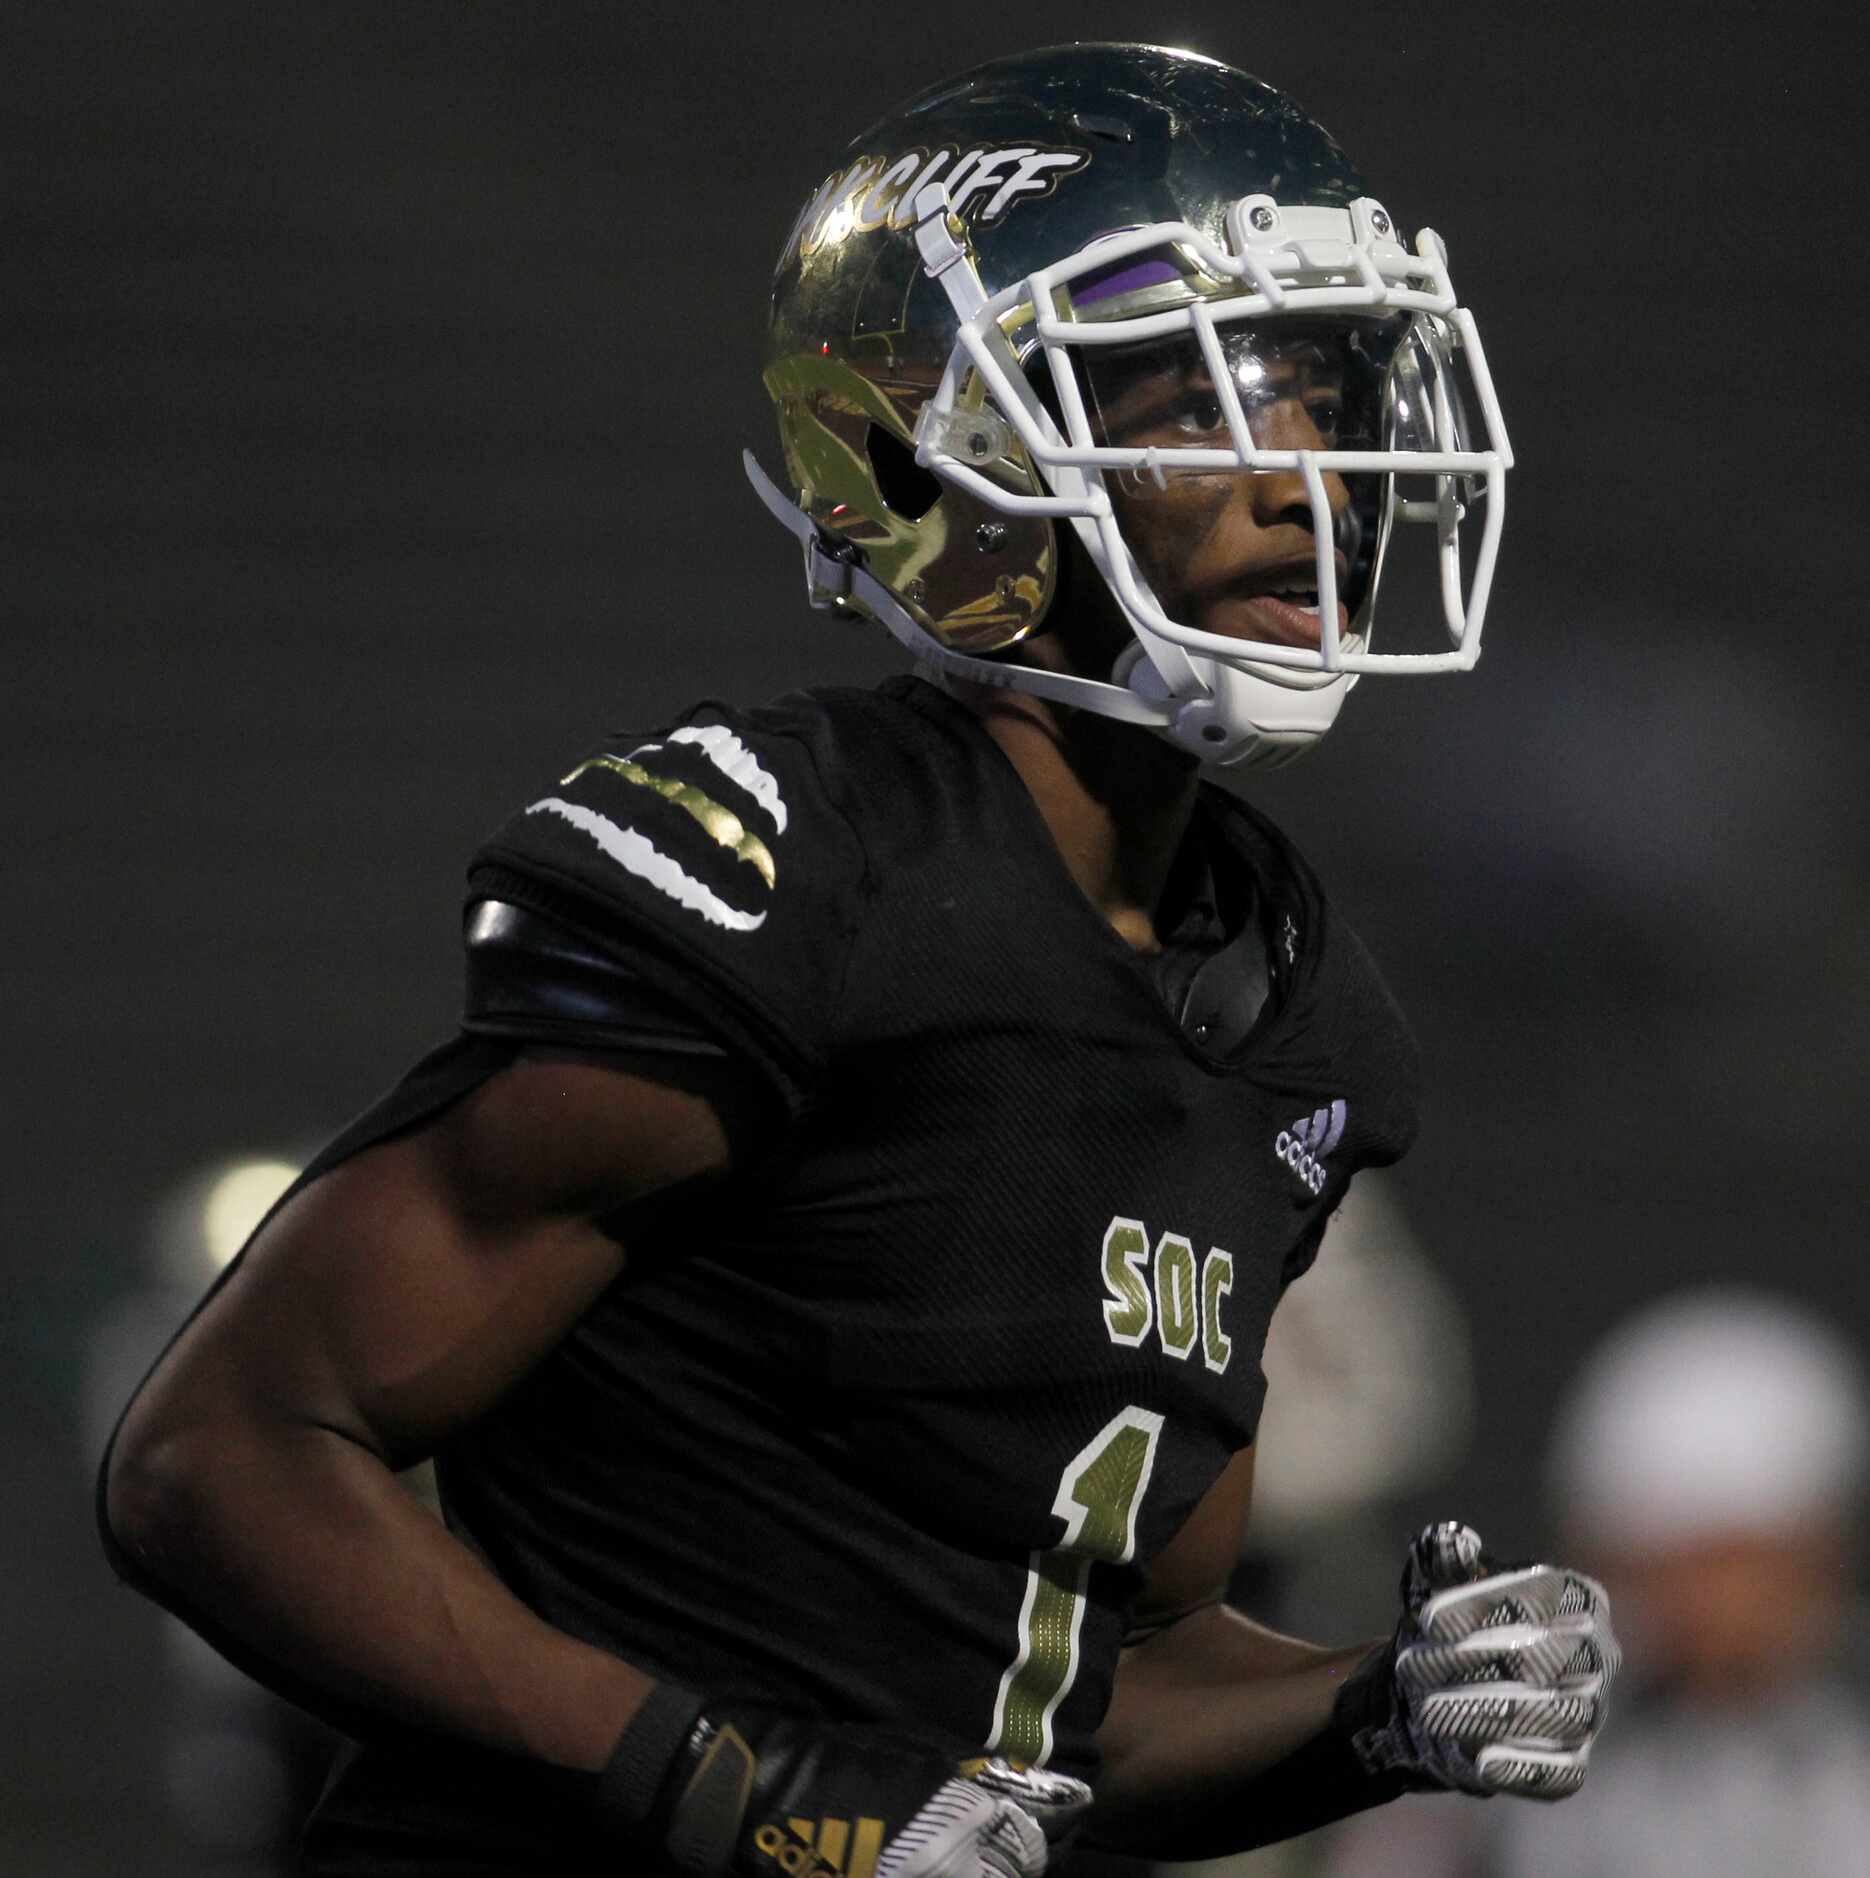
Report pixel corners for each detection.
[1329,1636,1403,1763]
[593,1678,709,1844]
[1218,1642,1413,1852]
[1231,1712,1412,1849]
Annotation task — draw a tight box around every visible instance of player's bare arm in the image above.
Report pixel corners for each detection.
[1090,1445,1378,1854]
[1095,1447,1618,1855]
[104,1050,728,1769]
[107,1035,1091,1878]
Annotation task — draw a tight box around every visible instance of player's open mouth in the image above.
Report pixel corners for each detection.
[1202,564,1351,651]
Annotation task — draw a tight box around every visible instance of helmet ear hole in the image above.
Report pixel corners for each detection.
[865,423,943,520]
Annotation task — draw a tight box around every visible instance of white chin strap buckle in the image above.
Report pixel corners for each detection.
[1169,694,1247,761]
[1110,641,1348,769]
[1111,644,1239,762]
[802,526,865,611]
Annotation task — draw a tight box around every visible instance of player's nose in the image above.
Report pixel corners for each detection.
[1244,460,1350,533]
[1237,394,1344,526]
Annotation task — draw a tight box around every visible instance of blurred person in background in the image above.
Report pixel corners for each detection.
[1190,1175,1480,1878]
[1319,1286,1870,1878]
[97,43,1619,1878]
[1239,1173,1475,1645]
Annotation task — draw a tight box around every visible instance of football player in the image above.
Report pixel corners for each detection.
[99,44,1617,1877]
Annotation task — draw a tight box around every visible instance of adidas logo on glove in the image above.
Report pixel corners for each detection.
[752,1818,886,1878]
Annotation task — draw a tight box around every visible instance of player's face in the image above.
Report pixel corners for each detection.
[1084,324,1371,651]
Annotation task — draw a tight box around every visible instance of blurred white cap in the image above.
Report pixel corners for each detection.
[1550,1287,1869,1551]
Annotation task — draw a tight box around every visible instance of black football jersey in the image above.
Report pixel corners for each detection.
[302,675,1419,1869]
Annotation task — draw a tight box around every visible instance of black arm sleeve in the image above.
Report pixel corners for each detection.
[463,899,730,1057]
[461,897,777,1165]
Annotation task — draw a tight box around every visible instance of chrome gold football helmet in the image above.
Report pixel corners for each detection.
[747,43,1510,767]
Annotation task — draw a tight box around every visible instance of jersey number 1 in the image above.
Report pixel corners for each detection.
[987,1405,1164,1765]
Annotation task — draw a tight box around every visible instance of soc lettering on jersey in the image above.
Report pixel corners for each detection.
[469,699,867,1111]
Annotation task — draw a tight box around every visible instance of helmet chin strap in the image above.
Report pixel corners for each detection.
[743,449,1331,768]
[1112,640,1351,769]
[1086,535,1354,766]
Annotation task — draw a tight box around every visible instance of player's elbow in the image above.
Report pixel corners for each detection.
[101,1359,288,1597]
[102,1408,218,1590]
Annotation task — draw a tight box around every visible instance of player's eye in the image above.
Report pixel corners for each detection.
[1171,394,1226,436]
[1305,395,1345,439]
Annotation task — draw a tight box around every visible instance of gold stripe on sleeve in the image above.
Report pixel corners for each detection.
[562,755,777,889]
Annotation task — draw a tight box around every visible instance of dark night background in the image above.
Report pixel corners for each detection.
[8,4,1866,1870]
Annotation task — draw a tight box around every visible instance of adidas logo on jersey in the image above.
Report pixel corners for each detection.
[1274,1100,1346,1195]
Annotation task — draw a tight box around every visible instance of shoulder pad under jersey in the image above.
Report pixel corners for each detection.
[469,700,869,1105]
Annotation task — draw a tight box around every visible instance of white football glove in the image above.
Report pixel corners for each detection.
[880,1759,1091,1878]
[1347,1521,1620,1801]
[627,1698,1091,1878]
